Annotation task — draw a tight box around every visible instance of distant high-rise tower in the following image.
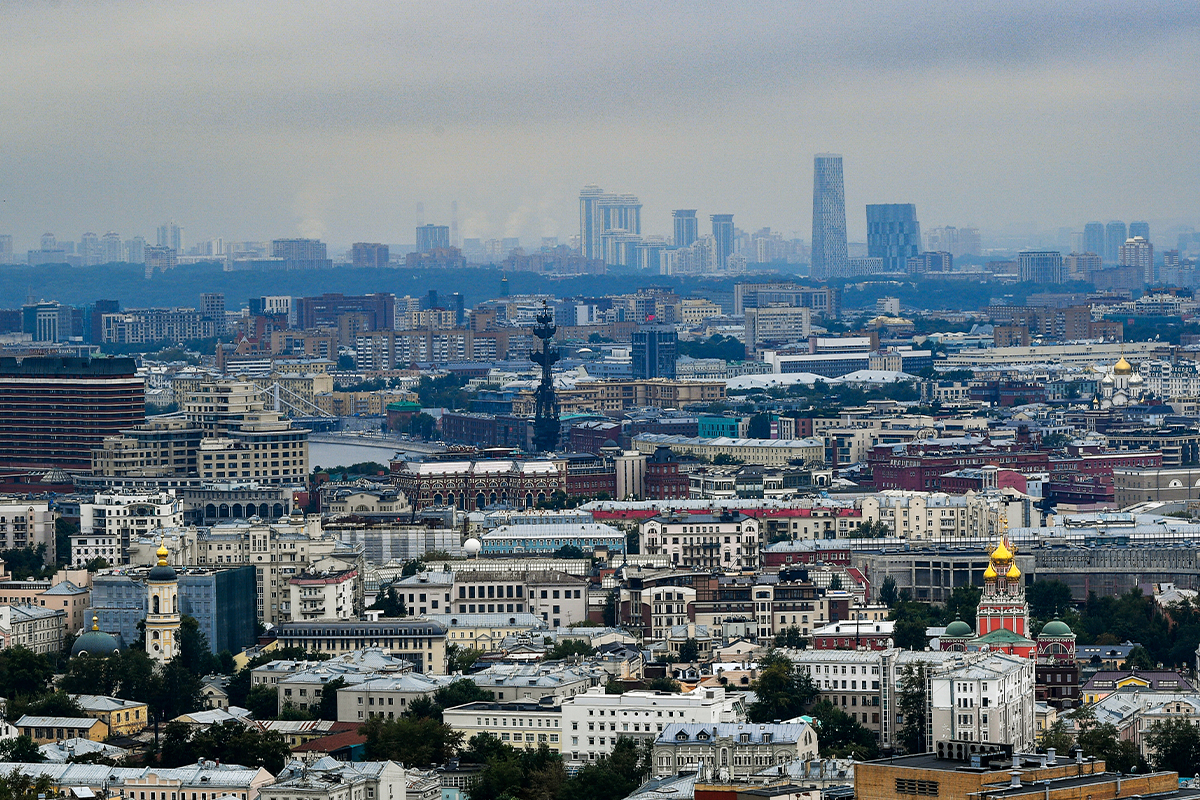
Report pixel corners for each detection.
[79,233,101,266]
[415,202,425,229]
[40,233,56,251]
[866,204,921,273]
[450,200,460,248]
[124,236,146,264]
[1129,221,1150,243]
[632,325,677,380]
[811,154,848,280]
[711,214,734,269]
[100,232,123,264]
[1120,236,1154,284]
[673,210,698,247]
[579,185,642,262]
[416,224,450,253]
[1017,251,1064,284]
[1104,221,1126,264]
[157,222,182,253]
[1083,222,1104,256]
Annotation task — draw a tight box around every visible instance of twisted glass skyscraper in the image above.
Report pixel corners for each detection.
[811,154,848,280]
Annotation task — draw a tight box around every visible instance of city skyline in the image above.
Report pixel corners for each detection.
[1,2,1198,249]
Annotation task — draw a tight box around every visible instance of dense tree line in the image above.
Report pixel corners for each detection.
[463,734,651,800]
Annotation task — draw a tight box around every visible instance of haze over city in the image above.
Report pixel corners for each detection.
[4,1,1200,250]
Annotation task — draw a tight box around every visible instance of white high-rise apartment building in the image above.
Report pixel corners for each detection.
[1120,236,1154,284]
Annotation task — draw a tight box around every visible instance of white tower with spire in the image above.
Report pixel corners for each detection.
[145,541,181,664]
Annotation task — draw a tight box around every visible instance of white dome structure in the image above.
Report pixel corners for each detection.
[463,538,482,557]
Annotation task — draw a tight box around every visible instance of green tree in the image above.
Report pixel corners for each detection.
[808,699,879,759]
[447,644,485,673]
[0,546,52,580]
[827,574,844,591]
[0,737,44,763]
[361,715,463,767]
[54,518,79,568]
[1027,580,1074,620]
[553,544,587,560]
[604,678,626,695]
[746,413,772,438]
[0,646,54,700]
[1077,721,1141,773]
[773,627,806,648]
[896,665,927,754]
[434,679,492,713]
[1122,645,1156,670]
[544,639,594,661]
[879,575,899,608]
[677,638,700,663]
[317,677,347,721]
[18,691,85,719]
[1145,716,1200,774]
[245,685,279,719]
[602,592,616,627]
[369,587,406,617]
[747,652,818,723]
[1038,719,1075,754]
[942,585,982,625]
[892,616,929,651]
[643,677,681,693]
[177,615,217,676]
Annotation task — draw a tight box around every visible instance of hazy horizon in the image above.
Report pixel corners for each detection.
[3,1,1198,251]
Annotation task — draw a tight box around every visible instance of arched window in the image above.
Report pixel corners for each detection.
[205,504,217,519]
[173,596,179,613]
[232,504,244,518]
[273,503,284,518]
[152,596,160,614]
[476,493,486,510]
[260,503,271,518]
[152,630,160,640]
[219,504,230,518]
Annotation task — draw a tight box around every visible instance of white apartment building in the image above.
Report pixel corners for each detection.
[196,517,357,625]
[786,647,963,750]
[640,511,760,571]
[442,700,564,751]
[562,686,745,766]
[859,490,1042,541]
[930,652,1036,752]
[448,570,589,627]
[74,491,185,566]
[286,567,358,622]
[0,500,55,564]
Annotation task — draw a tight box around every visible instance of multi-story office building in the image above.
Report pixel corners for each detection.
[274,619,448,673]
[1017,250,1064,283]
[296,292,394,330]
[351,242,389,269]
[0,357,144,471]
[101,307,215,344]
[443,701,564,752]
[90,417,204,484]
[0,235,12,264]
[907,251,951,274]
[672,210,698,247]
[651,721,818,779]
[562,686,745,766]
[1104,221,1127,264]
[1120,235,1154,283]
[272,238,332,270]
[415,225,450,253]
[196,518,353,626]
[579,186,642,262]
[1064,251,1102,280]
[21,301,73,343]
[866,204,921,274]
[143,245,177,275]
[744,305,812,356]
[710,214,734,269]
[1129,220,1150,242]
[811,154,848,280]
[88,565,257,654]
[631,325,677,379]
[733,282,840,318]
[73,490,185,565]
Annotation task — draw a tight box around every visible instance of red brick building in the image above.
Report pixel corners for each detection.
[867,437,1051,492]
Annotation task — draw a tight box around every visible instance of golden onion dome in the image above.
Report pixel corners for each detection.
[156,543,169,566]
[991,539,1014,561]
[1006,563,1021,579]
[1113,357,1132,375]
[984,563,998,580]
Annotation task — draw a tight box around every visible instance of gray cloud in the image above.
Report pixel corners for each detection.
[1,1,1198,250]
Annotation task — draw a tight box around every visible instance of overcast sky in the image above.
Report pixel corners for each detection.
[2,1,1198,251]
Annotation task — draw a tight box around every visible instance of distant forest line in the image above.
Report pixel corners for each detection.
[0,260,1095,313]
